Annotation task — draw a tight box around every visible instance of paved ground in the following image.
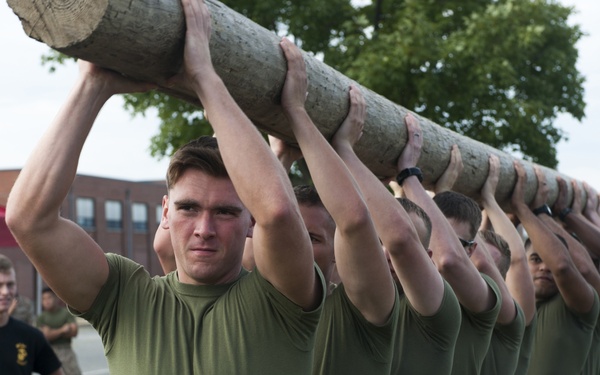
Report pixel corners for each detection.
[72,323,109,375]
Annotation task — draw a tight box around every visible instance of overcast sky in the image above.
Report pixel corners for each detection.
[1,0,599,188]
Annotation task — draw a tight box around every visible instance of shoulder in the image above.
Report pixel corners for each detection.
[8,317,45,338]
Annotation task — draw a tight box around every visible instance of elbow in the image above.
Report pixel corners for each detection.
[553,260,575,279]
[385,227,419,258]
[436,252,463,276]
[337,207,373,235]
[4,201,27,238]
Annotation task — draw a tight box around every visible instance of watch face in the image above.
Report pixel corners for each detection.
[534,205,551,216]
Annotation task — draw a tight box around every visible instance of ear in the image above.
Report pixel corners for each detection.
[246,216,256,238]
[161,195,170,229]
[467,242,478,257]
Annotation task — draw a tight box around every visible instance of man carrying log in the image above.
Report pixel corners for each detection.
[5,0,324,374]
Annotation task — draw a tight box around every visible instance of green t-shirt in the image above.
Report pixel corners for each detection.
[582,308,600,375]
[74,254,325,375]
[450,273,502,375]
[527,291,599,375]
[513,313,537,375]
[37,307,76,346]
[480,300,526,375]
[312,283,400,375]
[391,279,461,375]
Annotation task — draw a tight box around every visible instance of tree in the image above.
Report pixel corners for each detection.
[42,0,584,169]
[329,0,584,168]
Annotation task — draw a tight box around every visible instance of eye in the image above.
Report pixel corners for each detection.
[309,234,320,244]
[216,208,237,217]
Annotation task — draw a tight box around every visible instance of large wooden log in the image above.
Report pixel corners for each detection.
[7,0,582,208]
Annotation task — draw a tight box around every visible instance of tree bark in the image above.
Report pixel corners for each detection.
[7,0,582,208]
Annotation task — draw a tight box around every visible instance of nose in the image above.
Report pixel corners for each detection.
[194,212,216,240]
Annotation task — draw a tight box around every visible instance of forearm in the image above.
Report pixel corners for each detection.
[41,326,67,342]
[194,73,297,221]
[563,213,600,258]
[289,109,369,226]
[402,178,466,266]
[482,199,525,258]
[543,215,600,288]
[336,146,416,248]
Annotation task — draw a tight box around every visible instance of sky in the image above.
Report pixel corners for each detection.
[1,0,599,187]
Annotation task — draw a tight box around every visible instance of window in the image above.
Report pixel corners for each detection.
[76,198,95,229]
[132,203,148,232]
[156,205,163,225]
[105,200,122,230]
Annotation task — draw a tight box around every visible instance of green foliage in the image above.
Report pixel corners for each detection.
[42,0,585,170]
[336,0,584,167]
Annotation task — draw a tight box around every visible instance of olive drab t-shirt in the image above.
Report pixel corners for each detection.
[513,313,537,375]
[74,254,325,375]
[480,300,526,375]
[450,273,502,375]
[312,283,400,375]
[582,308,600,375]
[527,291,599,375]
[390,280,461,375]
[37,307,77,345]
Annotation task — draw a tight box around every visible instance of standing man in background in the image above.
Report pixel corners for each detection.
[37,288,82,375]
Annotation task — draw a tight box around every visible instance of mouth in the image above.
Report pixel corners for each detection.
[189,247,217,256]
[535,275,554,283]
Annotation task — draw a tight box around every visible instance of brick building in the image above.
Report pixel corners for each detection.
[0,169,167,312]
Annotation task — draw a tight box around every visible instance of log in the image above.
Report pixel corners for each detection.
[7,0,583,209]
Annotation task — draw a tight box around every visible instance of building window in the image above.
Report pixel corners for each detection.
[156,205,163,226]
[132,203,148,232]
[105,200,122,230]
[76,198,95,229]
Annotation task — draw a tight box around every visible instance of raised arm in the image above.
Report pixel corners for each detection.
[434,144,463,194]
[279,40,394,325]
[177,0,319,309]
[511,162,595,314]
[548,178,600,294]
[469,232,518,324]
[5,62,154,312]
[582,183,600,227]
[399,115,496,313]
[331,90,443,316]
[554,179,600,260]
[480,155,535,324]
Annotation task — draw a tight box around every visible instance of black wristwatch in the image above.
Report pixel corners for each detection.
[558,207,572,221]
[532,204,552,217]
[396,167,423,186]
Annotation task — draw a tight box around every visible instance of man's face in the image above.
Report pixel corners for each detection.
[163,169,253,285]
[526,246,558,301]
[299,205,335,283]
[41,292,58,311]
[0,269,17,314]
[447,218,475,256]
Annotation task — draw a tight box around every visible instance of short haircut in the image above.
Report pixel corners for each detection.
[294,185,325,209]
[166,136,228,190]
[396,197,432,246]
[480,229,511,279]
[433,191,482,239]
[0,254,14,274]
[294,185,334,225]
[524,233,569,252]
